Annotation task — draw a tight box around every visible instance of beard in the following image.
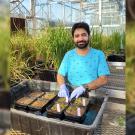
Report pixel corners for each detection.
[75,40,89,49]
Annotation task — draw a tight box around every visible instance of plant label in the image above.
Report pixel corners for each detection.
[57,103,61,112]
[82,98,86,106]
[66,97,68,103]
[77,107,81,116]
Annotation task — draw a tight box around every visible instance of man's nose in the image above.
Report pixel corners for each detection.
[78,35,84,41]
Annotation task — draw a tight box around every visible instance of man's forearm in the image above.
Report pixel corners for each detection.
[57,74,65,86]
[85,76,108,90]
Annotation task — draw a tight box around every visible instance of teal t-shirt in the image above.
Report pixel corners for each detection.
[58,48,110,87]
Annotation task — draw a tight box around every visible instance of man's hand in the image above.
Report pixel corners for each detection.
[87,76,108,90]
[58,84,69,98]
[70,86,85,100]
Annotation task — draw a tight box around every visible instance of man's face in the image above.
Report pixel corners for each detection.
[73,28,90,49]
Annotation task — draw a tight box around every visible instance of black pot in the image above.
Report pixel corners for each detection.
[107,54,125,62]
[9,80,20,88]
[0,90,11,109]
[127,113,135,135]
[35,68,57,82]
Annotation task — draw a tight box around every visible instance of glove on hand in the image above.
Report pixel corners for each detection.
[58,84,69,98]
[70,86,85,100]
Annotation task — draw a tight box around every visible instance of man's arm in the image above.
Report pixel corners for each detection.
[57,73,65,86]
[57,73,70,97]
[84,76,108,90]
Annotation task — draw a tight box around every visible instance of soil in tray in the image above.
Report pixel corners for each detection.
[47,103,68,114]
[73,97,90,107]
[40,92,56,100]
[29,99,48,108]
[56,97,69,103]
[47,102,68,119]
[27,91,44,98]
[64,105,86,117]
[15,96,34,106]
[64,105,86,123]
[28,99,49,113]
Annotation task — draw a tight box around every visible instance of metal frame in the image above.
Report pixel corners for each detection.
[10,0,125,35]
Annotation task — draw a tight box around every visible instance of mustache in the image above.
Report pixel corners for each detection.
[77,40,87,44]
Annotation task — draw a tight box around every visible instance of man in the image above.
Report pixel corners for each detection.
[57,22,110,100]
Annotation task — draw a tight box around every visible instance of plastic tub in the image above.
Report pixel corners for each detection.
[10,79,109,135]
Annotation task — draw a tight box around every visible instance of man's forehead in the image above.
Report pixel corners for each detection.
[74,28,88,34]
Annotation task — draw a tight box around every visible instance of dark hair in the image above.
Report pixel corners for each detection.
[71,22,90,37]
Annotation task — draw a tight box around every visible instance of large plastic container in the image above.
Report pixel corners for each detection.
[107,62,125,75]
[104,62,125,91]
[10,79,108,135]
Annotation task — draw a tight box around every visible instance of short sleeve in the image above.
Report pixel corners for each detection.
[58,53,68,76]
[98,51,110,77]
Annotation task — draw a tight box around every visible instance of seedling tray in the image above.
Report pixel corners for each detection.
[27,91,45,98]
[40,92,57,100]
[28,99,50,113]
[55,97,70,104]
[64,105,86,123]
[72,97,90,107]
[15,96,36,111]
[47,102,69,119]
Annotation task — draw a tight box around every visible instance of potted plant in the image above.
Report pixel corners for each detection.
[34,24,74,82]
[34,30,57,81]
[9,31,36,86]
[91,30,125,62]
[106,32,125,62]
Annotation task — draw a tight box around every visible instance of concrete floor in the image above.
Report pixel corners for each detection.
[94,110,125,135]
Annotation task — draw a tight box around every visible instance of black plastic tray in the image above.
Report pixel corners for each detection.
[47,102,69,120]
[27,91,45,99]
[40,92,57,100]
[15,96,36,111]
[72,97,90,107]
[55,97,71,104]
[28,99,50,113]
[64,105,86,123]
[14,104,29,112]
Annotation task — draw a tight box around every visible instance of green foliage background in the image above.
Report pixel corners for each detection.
[9,25,125,86]
[126,22,135,113]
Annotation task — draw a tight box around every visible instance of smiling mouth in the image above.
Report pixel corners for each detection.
[78,42,86,44]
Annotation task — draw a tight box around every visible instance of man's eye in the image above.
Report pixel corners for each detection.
[82,33,87,36]
[74,35,79,38]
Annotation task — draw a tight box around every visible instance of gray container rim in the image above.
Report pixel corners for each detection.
[107,62,125,67]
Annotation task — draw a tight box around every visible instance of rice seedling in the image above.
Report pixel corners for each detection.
[91,30,124,57]
[37,24,74,70]
[9,31,36,85]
